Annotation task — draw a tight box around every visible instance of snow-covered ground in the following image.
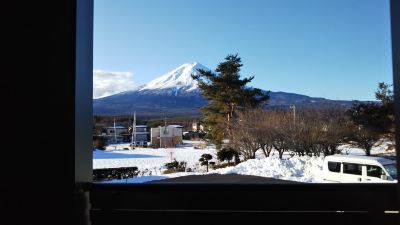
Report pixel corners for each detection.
[93,141,217,171]
[338,139,395,156]
[93,140,395,183]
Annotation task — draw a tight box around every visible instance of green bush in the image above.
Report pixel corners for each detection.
[217,148,236,165]
[163,160,187,174]
[199,154,213,172]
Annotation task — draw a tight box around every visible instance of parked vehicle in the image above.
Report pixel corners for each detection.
[322,155,397,183]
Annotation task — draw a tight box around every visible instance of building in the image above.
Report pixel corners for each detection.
[150,125,183,148]
[129,125,150,147]
[183,131,201,140]
[191,122,204,132]
[101,126,128,143]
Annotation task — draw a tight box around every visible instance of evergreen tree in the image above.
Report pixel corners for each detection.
[199,154,213,172]
[217,148,236,166]
[192,54,269,148]
[347,82,394,135]
[375,82,394,106]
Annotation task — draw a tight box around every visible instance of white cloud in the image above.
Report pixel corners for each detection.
[93,70,135,99]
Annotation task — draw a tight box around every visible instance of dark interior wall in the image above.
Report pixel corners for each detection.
[3,1,77,224]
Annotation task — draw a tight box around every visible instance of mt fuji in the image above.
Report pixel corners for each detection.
[138,62,208,92]
[93,63,209,117]
[93,62,354,117]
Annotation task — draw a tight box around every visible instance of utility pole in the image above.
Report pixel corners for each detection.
[159,125,162,148]
[113,117,117,144]
[290,105,296,126]
[134,112,137,147]
[131,112,136,149]
[164,116,167,149]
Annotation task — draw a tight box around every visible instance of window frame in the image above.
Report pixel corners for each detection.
[342,163,363,176]
[366,165,385,178]
[74,0,400,222]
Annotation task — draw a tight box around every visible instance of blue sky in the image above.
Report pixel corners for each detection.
[94,0,392,100]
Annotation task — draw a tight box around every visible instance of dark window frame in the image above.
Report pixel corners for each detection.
[74,0,400,223]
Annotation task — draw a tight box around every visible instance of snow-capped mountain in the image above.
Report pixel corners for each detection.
[93,62,355,117]
[138,62,209,92]
[93,62,209,117]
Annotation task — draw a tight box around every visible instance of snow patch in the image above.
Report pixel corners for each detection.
[208,155,325,183]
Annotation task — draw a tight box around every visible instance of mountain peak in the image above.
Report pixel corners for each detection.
[138,62,210,92]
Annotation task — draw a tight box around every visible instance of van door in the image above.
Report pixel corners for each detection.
[362,165,387,182]
[341,163,363,182]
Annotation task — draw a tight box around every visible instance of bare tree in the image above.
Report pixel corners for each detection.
[229,110,261,160]
[316,108,354,156]
[229,107,357,160]
[269,111,293,159]
[258,110,279,157]
[351,126,380,156]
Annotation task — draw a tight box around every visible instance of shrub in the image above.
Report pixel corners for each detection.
[93,167,138,181]
[217,148,236,165]
[93,136,106,150]
[199,154,213,172]
[163,160,187,174]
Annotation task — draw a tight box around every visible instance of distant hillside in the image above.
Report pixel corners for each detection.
[93,62,356,117]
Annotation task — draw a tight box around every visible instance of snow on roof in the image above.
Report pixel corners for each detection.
[325,155,395,165]
[167,125,183,128]
[150,125,183,129]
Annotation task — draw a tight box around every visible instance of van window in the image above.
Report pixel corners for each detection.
[383,164,397,180]
[366,165,384,178]
[328,162,341,173]
[343,163,362,175]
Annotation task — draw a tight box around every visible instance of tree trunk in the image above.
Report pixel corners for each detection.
[279,150,284,159]
[261,147,268,157]
[252,149,257,159]
[234,153,240,165]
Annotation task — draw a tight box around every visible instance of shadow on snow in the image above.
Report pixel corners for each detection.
[93,150,163,159]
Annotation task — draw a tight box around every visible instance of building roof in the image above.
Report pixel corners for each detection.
[167,125,183,128]
[150,125,183,129]
[133,131,149,134]
[105,126,126,129]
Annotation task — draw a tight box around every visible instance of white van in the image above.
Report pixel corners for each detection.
[322,155,397,183]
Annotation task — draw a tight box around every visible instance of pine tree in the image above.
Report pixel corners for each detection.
[199,154,213,172]
[192,54,269,148]
[347,82,394,135]
[217,148,236,166]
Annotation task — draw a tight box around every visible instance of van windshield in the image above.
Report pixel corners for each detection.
[383,164,397,180]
